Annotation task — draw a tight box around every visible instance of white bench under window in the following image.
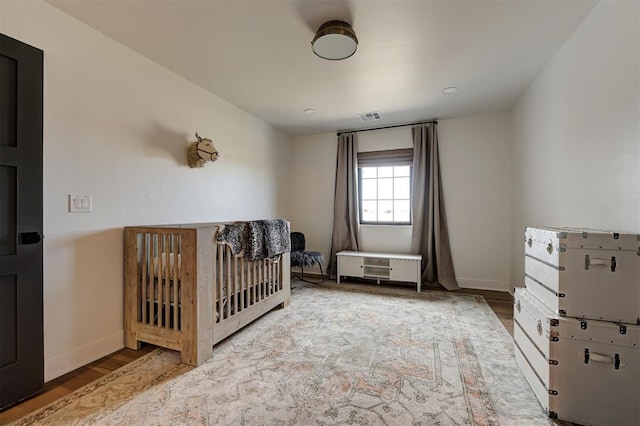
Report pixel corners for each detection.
[337,251,422,292]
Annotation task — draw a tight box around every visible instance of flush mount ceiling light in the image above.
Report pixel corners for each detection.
[442,86,459,95]
[312,20,358,60]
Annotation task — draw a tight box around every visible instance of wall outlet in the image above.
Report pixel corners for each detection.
[69,194,92,213]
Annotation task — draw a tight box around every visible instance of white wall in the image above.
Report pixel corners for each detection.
[288,133,337,272]
[511,1,640,286]
[1,0,291,381]
[439,114,512,291]
[289,113,513,291]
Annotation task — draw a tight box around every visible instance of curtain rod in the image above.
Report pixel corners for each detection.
[336,119,438,136]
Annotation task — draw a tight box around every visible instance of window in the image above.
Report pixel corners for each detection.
[357,149,413,225]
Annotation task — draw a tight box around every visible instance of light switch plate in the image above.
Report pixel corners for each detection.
[69,194,92,213]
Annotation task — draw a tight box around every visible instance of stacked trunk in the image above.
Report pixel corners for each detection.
[514,227,640,426]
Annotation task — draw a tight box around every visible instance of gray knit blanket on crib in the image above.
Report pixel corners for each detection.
[216,219,290,260]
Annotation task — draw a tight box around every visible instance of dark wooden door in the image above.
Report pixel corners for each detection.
[0,33,44,410]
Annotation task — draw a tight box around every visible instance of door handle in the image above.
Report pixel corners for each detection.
[20,232,43,245]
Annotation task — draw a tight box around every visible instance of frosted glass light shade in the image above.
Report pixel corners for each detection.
[312,20,358,60]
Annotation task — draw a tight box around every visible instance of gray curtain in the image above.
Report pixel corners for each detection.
[411,124,459,290]
[328,133,360,277]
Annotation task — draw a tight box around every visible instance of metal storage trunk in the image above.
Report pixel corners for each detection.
[524,226,640,324]
[513,288,640,426]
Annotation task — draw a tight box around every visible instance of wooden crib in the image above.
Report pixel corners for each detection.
[123,222,290,366]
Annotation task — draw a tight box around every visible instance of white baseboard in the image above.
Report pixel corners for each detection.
[456,277,511,293]
[45,331,124,382]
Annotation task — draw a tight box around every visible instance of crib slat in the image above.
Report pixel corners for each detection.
[162,234,168,327]
[156,235,160,327]
[269,260,272,294]
[255,259,259,302]
[260,260,268,299]
[245,260,249,305]
[245,259,249,306]
[277,259,281,291]
[150,234,155,324]
[240,257,245,311]
[217,244,224,323]
[214,244,218,322]
[255,259,260,302]
[268,260,271,296]
[158,234,165,327]
[254,260,258,302]
[266,259,270,297]
[246,258,251,306]
[274,259,278,292]
[255,260,260,302]
[141,233,148,325]
[274,260,278,292]
[276,259,280,291]
[151,234,157,325]
[263,260,267,297]
[164,235,171,328]
[233,256,238,315]
[173,234,179,330]
[265,260,268,297]
[154,234,159,326]
[226,248,231,319]
[163,234,173,328]
[158,234,163,327]
[271,260,275,295]
[151,234,156,325]
[251,260,256,304]
[155,234,161,326]
[214,244,219,322]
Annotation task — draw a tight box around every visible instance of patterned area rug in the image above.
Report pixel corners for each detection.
[12,283,550,425]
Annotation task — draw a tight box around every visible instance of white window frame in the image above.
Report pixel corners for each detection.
[357,149,413,225]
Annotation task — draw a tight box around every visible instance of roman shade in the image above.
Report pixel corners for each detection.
[357,148,414,167]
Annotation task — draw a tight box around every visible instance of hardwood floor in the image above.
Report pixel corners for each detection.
[0,286,513,425]
[0,345,155,424]
[450,287,514,336]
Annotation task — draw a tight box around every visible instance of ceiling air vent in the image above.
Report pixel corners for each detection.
[359,111,381,121]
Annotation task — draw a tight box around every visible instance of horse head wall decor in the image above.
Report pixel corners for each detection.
[187,132,219,168]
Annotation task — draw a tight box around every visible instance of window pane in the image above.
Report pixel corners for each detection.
[359,164,413,225]
[394,177,410,199]
[394,166,410,177]
[378,178,392,199]
[394,200,410,222]
[378,200,393,222]
[362,201,377,222]
[378,167,393,178]
[360,167,376,178]
[361,179,377,200]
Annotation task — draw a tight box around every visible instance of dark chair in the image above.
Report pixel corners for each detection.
[290,232,326,283]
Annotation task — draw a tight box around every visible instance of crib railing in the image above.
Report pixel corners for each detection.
[212,242,287,343]
[124,223,290,366]
[215,242,283,322]
[124,226,204,365]
[137,232,183,329]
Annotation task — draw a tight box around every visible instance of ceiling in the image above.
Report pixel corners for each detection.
[46,0,598,137]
